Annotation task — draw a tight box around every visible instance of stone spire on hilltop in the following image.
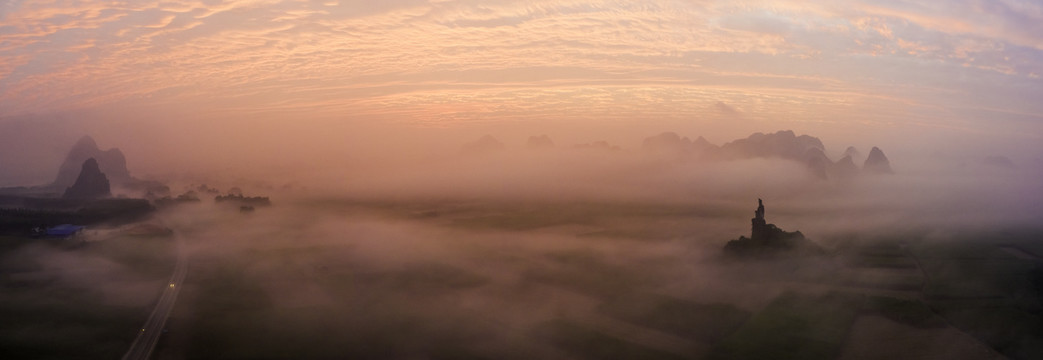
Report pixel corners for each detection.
[724,199,820,256]
[751,198,767,241]
[755,198,764,220]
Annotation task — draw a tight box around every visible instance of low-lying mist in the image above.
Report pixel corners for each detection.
[190,137,1042,238]
[141,138,1041,358]
[3,120,1041,358]
[155,195,780,358]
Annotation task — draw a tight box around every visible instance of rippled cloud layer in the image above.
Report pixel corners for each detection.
[1,0,1041,138]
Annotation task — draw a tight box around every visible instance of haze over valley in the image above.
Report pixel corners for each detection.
[2,1,1043,359]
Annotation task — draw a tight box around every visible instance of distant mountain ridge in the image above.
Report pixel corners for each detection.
[52,136,130,189]
[719,130,825,161]
[41,135,168,197]
[461,135,506,154]
[641,132,716,159]
[640,130,894,180]
[458,131,894,181]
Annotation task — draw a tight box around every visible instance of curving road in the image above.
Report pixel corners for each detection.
[122,233,187,360]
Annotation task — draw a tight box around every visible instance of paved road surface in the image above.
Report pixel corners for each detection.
[122,234,187,360]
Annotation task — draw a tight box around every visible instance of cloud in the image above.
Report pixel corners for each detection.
[0,0,1039,147]
[714,101,740,116]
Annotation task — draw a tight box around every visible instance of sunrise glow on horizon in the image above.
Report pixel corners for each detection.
[1,0,1042,146]
[5,6,1043,358]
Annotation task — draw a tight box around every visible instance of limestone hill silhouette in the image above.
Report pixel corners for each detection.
[842,146,861,160]
[641,131,717,159]
[40,135,169,196]
[52,136,129,189]
[830,155,859,180]
[720,130,825,162]
[62,158,111,199]
[461,135,505,154]
[863,146,894,174]
[526,135,555,149]
[803,147,831,179]
[640,130,895,180]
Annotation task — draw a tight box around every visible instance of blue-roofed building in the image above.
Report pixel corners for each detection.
[46,224,85,238]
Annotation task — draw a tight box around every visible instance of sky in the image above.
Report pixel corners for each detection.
[1,0,1043,177]
[5,4,1043,355]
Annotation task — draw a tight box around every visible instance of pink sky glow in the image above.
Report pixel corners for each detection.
[1,0,1041,177]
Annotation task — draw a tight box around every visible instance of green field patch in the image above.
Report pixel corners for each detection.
[450,207,597,231]
[0,235,30,252]
[522,250,655,297]
[185,262,276,359]
[852,243,907,257]
[921,258,1036,299]
[577,227,688,241]
[598,293,750,343]
[939,305,1043,359]
[910,241,1008,260]
[356,262,490,295]
[0,278,145,359]
[532,319,688,360]
[323,198,737,234]
[707,291,862,360]
[0,232,172,359]
[186,259,498,359]
[861,296,945,328]
[842,270,923,291]
[845,255,918,269]
[86,234,176,278]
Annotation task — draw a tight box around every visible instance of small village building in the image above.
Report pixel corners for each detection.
[45,224,86,238]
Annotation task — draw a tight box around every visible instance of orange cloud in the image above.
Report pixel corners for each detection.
[0,0,1040,143]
